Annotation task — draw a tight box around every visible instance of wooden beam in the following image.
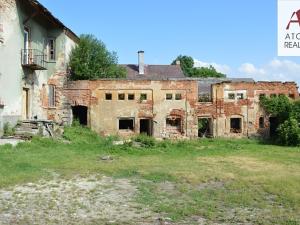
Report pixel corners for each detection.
[23,10,39,25]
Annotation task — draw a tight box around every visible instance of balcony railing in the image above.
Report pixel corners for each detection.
[21,49,47,70]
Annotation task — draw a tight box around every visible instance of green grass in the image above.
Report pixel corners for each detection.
[0,126,299,224]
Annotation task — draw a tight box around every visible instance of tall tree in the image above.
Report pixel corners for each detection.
[172,55,226,78]
[69,34,126,80]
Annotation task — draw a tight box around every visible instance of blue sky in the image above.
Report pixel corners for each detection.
[39,0,300,84]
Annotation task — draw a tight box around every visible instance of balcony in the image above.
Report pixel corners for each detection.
[21,49,47,70]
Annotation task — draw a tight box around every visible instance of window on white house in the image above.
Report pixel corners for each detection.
[48,38,55,61]
[166,93,173,100]
[140,93,147,101]
[237,93,244,99]
[228,93,235,100]
[175,93,182,100]
[49,85,55,107]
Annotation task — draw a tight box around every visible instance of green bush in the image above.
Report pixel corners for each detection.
[133,134,156,148]
[277,117,300,146]
[3,122,15,136]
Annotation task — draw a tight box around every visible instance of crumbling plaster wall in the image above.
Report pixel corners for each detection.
[0,0,23,130]
[64,80,198,138]
[197,81,299,138]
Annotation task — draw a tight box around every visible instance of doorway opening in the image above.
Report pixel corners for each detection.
[140,119,153,136]
[230,118,242,133]
[22,88,29,120]
[269,117,279,137]
[198,118,212,137]
[72,106,88,126]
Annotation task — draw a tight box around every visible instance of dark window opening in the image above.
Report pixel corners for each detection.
[230,118,242,133]
[166,118,181,132]
[166,93,173,100]
[175,93,182,100]
[269,117,279,137]
[259,94,266,100]
[119,118,134,130]
[128,94,135,100]
[72,106,88,126]
[198,118,213,138]
[118,93,125,100]
[105,93,112,100]
[270,94,277,98]
[140,94,147,101]
[259,117,264,128]
[237,93,244,99]
[198,93,212,102]
[228,93,235,100]
[140,119,152,136]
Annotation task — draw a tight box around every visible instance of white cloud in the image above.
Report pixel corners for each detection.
[193,59,231,74]
[238,63,265,75]
[235,59,300,85]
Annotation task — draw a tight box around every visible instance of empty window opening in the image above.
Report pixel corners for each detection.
[259,94,266,100]
[72,106,88,126]
[228,93,235,100]
[237,93,244,99]
[230,118,242,133]
[119,118,134,130]
[198,118,213,138]
[48,85,55,107]
[166,118,181,132]
[166,93,173,100]
[198,93,211,102]
[269,117,279,137]
[140,119,152,136]
[105,93,112,100]
[118,93,125,100]
[259,117,264,128]
[128,94,135,100]
[270,94,277,98]
[175,93,182,100]
[140,94,147,101]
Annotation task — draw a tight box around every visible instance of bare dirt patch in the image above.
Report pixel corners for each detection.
[0,175,157,225]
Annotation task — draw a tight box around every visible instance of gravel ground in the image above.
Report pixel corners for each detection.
[0,175,159,225]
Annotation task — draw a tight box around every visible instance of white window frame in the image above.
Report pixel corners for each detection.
[47,38,56,61]
[48,85,56,107]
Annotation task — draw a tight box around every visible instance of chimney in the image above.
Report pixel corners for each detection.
[175,60,180,65]
[138,50,144,75]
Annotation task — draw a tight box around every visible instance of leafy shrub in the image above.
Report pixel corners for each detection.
[133,134,156,148]
[277,117,300,146]
[3,122,15,136]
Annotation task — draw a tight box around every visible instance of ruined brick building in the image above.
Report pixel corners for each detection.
[0,0,299,139]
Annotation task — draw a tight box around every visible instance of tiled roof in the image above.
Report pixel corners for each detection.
[122,64,185,80]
